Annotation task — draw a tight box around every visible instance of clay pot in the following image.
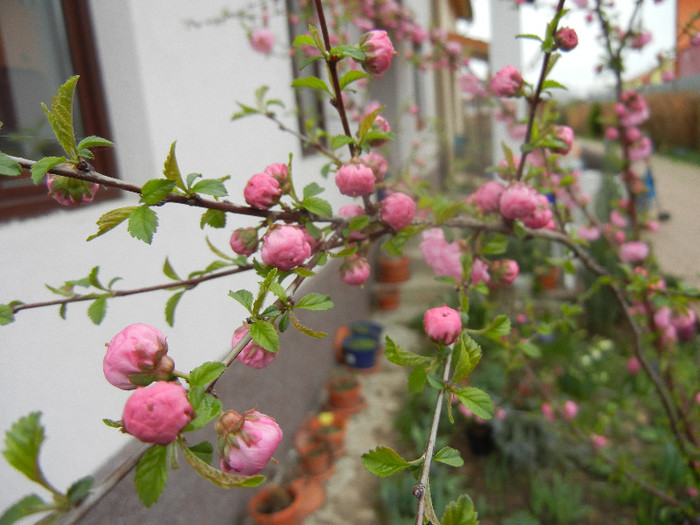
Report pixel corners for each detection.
[333,325,352,363]
[536,266,560,290]
[248,484,303,525]
[377,255,411,283]
[299,441,333,478]
[374,286,400,310]
[326,375,361,409]
[308,411,348,458]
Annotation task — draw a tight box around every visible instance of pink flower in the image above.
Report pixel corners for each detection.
[335,163,375,197]
[458,73,488,98]
[541,402,555,422]
[563,400,578,420]
[469,181,505,213]
[577,225,601,241]
[216,409,283,476]
[523,194,553,229]
[490,65,523,98]
[419,228,462,281]
[620,241,649,263]
[339,204,367,241]
[360,152,388,181]
[654,306,672,330]
[591,433,608,451]
[630,31,652,49]
[380,192,416,231]
[46,174,99,206]
[618,91,649,127]
[232,325,277,369]
[470,258,491,286]
[360,30,395,76]
[492,259,519,284]
[244,173,282,209]
[629,136,652,162]
[662,70,675,82]
[103,324,173,390]
[122,382,194,445]
[610,209,628,229]
[250,28,274,54]
[626,356,641,374]
[340,254,371,286]
[261,225,311,270]
[424,304,462,345]
[555,28,578,51]
[553,125,575,154]
[499,183,539,220]
[605,127,619,141]
[230,228,258,256]
[672,309,697,342]
[264,163,290,192]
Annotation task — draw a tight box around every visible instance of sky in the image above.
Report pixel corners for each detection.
[457,0,677,97]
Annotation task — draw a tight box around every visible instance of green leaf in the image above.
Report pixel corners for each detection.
[185,172,201,189]
[0,304,15,326]
[516,33,543,42]
[188,441,213,465]
[481,234,508,255]
[454,387,494,420]
[295,293,334,311]
[0,152,22,176]
[42,76,78,158]
[481,315,511,339]
[30,156,66,185]
[181,443,264,488]
[298,54,324,70]
[407,367,427,394]
[452,334,482,383]
[441,494,479,525]
[189,362,226,388]
[433,446,464,467]
[302,197,332,217]
[292,34,315,47]
[339,70,372,89]
[200,209,226,229]
[77,135,114,151]
[127,206,158,244]
[361,447,410,477]
[163,142,185,190]
[140,179,176,204]
[250,320,279,352]
[291,76,331,96]
[184,387,223,432]
[294,267,315,278]
[330,134,354,150]
[231,103,260,120]
[165,291,184,327]
[302,182,324,200]
[278,309,291,333]
[542,79,567,91]
[87,296,107,325]
[191,179,228,197]
[102,419,122,429]
[3,412,44,483]
[289,312,327,338]
[385,337,432,367]
[331,44,365,61]
[134,445,168,507]
[86,206,137,241]
[0,494,49,525]
[162,257,180,281]
[516,340,542,358]
[66,476,94,504]
[228,289,254,312]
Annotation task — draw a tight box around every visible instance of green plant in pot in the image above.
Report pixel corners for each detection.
[326,372,361,409]
[342,335,380,369]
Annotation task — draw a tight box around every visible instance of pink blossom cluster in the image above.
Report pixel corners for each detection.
[490,65,524,98]
[46,174,99,206]
[244,163,289,210]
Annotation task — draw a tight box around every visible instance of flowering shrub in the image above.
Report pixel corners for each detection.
[1,0,700,523]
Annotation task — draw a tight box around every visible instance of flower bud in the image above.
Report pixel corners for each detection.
[553,125,575,154]
[469,181,505,213]
[360,30,395,77]
[335,163,375,197]
[250,28,274,54]
[522,194,554,229]
[122,381,194,445]
[470,258,491,286]
[490,65,523,98]
[360,152,388,181]
[555,27,578,51]
[244,173,282,209]
[499,183,539,220]
[380,192,416,231]
[103,323,173,390]
[620,241,649,263]
[232,324,277,369]
[339,204,367,241]
[492,259,519,284]
[229,228,259,256]
[264,163,290,193]
[261,225,311,270]
[340,254,371,286]
[46,174,99,206]
[423,304,462,345]
[216,409,283,476]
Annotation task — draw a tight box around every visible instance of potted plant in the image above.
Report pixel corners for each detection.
[349,320,383,342]
[326,372,362,410]
[342,335,381,370]
[308,411,348,458]
[373,284,401,310]
[377,254,411,283]
[247,482,303,525]
[298,440,334,480]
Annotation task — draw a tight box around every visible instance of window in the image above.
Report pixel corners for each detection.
[0,0,116,220]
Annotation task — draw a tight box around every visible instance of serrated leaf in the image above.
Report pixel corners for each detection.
[184,386,223,432]
[30,156,66,185]
[42,76,78,158]
[3,412,44,483]
[0,304,15,326]
[295,293,333,311]
[87,206,137,241]
[331,44,365,61]
[330,134,354,150]
[302,197,332,217]
[200,209,226,229]
[298,54,324,70]
[385,337,432,367]
[407,367,427,394]
[268,282,287,302]
[181,444,264,488]
[516,340,542,358]
[189,362,226,388]
[302,182,324,199]
[185,172,201,189]
[163,142,184,190]
[294,267,315,277]
[482,315,511,339]
[0,152,22,176]
[452,335,482,383]
[454,387,494,420]
[127,206,158,244]
[339,70,372,89]
[542,79,567,91]
[229,289,254,312]
[289,312,327,338]
[0,494,49,525]
[188,441,213,465]
[66,476,94,504]
[162,257,180,281]
[292,34,316,47]
[165,291,184,327]
[433,447,464,467]
[481,235,508,255]
[348,215,370,231]
[77,135,114,151]
[87,296,107,325]
[250,320,279,352]
[441,494,479,525]
[361,447,410,477]
[191,179,228,197]
[140,179,176,205]
[291,76,331,96]
[134,445,168,507]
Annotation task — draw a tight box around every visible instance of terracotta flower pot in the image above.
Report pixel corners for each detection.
[248,484,304,525]
[374,286,401,310]
[332,325,352,363]
[308,411,348,458]
[377,255,411,283]
[299,441,333,478]
[326,375,361,409]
